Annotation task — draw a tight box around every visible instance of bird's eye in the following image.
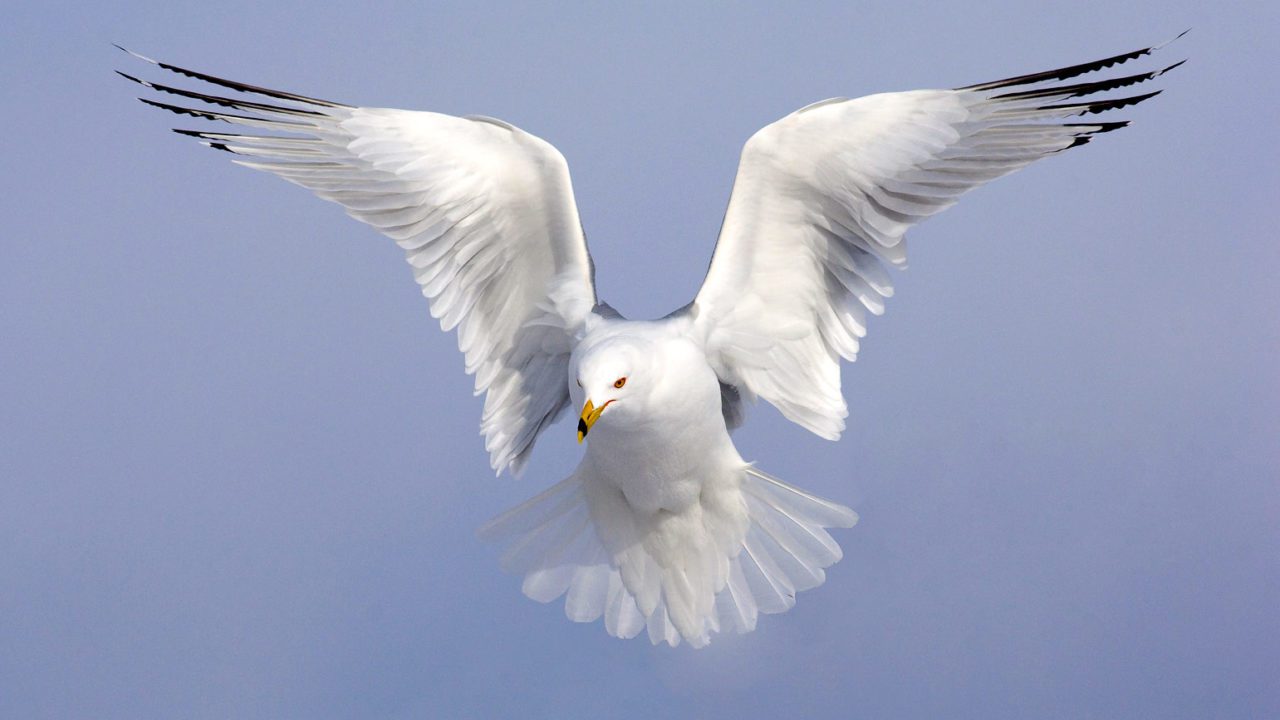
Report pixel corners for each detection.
[614,377,627,389]
[577,379,582,388]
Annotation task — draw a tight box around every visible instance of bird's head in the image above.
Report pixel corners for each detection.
[570,336,651,443]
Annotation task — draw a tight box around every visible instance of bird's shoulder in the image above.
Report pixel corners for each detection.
[572,314,704,358]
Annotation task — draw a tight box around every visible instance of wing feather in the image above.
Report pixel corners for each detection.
[121,49,599,474]
[691,38,1183,438]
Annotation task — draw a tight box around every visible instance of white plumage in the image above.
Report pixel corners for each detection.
[119,35,1181,647]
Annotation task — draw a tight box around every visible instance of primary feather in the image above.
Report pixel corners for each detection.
[120,34,1181,647]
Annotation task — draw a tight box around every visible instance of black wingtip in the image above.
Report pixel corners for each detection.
[1039,89,1162,116]
[139,97,310,129]
[138,97,222,122]
[1067,120,1131,134]
[130,74,327,117]
[137,56,349,108]
[112,44,157,64]
[1064,135,1094,150]
[115,69,147,86]
[958,33,1188,93]
[170,128,237,153]
[992,60,1181,102]
[1149,29,1190,52]
[115,45,352,109]
[1051,120,1133,153]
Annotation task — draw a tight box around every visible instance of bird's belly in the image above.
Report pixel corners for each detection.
[583,422,741,516]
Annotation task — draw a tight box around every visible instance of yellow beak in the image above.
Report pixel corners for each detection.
[577,399,607,443]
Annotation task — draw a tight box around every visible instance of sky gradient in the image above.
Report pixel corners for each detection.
[2,2,1277,718]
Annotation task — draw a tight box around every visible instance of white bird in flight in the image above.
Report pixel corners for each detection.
[120,35,1182,647]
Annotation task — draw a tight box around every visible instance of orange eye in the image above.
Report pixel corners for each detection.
[613,377,627,389]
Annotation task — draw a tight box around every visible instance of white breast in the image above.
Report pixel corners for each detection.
[578,325,742,515]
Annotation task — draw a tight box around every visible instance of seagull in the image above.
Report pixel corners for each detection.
[119,35,1183,647]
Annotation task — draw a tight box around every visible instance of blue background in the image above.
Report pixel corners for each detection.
[2,2,1276,718]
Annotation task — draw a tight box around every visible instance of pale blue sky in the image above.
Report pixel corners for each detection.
[2,2,1277,718]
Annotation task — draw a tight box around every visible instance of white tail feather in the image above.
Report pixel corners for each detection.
[479,466,856,647]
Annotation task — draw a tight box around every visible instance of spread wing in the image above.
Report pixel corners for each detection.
[119,48,599,475]
[690,36,1184,438]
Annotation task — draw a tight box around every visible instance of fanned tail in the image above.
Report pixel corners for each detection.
[478,474,653,640]
[479,466,856,648]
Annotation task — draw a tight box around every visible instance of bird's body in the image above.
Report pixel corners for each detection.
[119,34,1182,647]
[483,306,857,646]
[573,317,731,518]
